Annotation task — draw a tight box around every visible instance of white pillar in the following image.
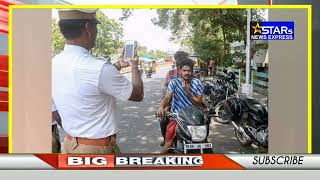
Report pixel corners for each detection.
[242,8,254,97]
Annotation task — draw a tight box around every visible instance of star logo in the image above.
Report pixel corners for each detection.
[252,23,262,34]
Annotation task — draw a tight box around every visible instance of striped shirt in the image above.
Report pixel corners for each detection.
[167,78,203,113]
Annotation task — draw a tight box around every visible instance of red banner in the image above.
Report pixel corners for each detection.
[0,4,8,20]
[0,55,8,70]
[0,18,7,34]
[35,154,244,170]
[0,0,23,34]
[0,71,8,88]
[0,91,8,112]
[0,0,23,6]
[0,135,8,153]
[0,55,8,90]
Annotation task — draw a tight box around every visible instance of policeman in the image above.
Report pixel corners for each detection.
[52,9,144,154]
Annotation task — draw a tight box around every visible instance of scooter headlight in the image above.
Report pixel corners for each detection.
[187,125,207,142]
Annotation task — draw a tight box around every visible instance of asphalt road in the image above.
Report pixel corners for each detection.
[117,65,259,154]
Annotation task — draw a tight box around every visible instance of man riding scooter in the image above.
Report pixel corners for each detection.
[157,57,204,153]
[159,51,189,146]
[146,62,153,78]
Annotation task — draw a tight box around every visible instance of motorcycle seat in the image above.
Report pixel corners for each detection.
[241,96,267,118]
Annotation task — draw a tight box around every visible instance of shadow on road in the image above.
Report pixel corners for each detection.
[208,121,258,154]
[117,77,164,153]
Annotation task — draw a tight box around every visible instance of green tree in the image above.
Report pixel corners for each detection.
[119,9,133,21]
[92,12,124,57]
[136,46,149,57]
[137,45,168,59]
[52,11,124,57]
[52,19,64,54]
[154,50,167,59]
[153,9,246,65]
[153,8,265,69]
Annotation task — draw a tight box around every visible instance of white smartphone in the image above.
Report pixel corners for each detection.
[124,40,138,61]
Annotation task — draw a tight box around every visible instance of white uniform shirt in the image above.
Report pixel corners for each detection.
[52,45,133,139]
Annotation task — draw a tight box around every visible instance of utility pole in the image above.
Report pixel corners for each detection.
[242,8,254,97]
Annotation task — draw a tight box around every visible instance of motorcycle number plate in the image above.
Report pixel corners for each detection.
[184,143,212,149]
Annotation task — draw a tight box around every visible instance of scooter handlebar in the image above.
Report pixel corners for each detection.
[154,111,176,118]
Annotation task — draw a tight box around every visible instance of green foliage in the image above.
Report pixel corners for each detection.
[152,49,167,59]
[153,9,265,68]
[137,45,167,59]
[119,9,133,21]
[52,11,124,57]
[251,9,268,21]
[52,19,64,54]
[231,51,246,68]
[137,46,148,57]
[92,12,124,57]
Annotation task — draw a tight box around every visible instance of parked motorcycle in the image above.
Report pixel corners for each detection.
[224,93,268,149]
[157,106,213,154]
[202,70,238,124]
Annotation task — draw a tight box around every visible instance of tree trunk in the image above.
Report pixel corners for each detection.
[204,60,209,77]
[221,26,227,65]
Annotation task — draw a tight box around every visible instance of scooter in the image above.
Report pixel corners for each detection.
[157,106,213,154]
[146,66,153,78]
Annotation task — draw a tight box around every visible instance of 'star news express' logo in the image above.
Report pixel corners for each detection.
[250,21,294,40]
